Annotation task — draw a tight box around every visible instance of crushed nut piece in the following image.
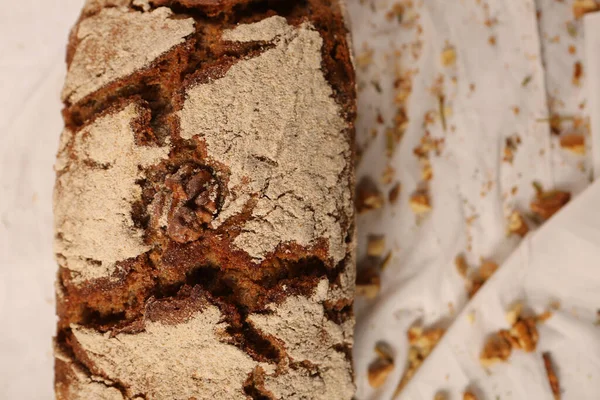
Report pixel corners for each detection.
[455,254,469,278]
[441,46,457,67]
[479,260,498,281]
[356,261,381,300]
[503,136,520,163]
[543,352,561,400]
[536,310,553,323]
[480,331,513,366]
[368,358,394,388]
[382,165,396,184]
[357,177,385,213]
[508,210,529,237]
[511,317,539,352]
[367,235,386,257]
[560,133,585,154]
[421,158,433,181]
[573,0,599,19]
[407,326,424,344]
[414,132,444,158]
[481,308,546,366]
[386,2,405,22]
[531,188,571,220]
[397,324,446,395]
[410,190,432,214]
[505,302,523,325]
[389,182,402,204]
[464,392,478,400]
[466,260,498,298]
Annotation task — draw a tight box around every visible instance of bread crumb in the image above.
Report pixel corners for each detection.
[479,260,498,280]
[382,165,396,184]
[356,264,381,300]
[488,36,497,46]
[455,254,469,278]
[357,177,385,213]
[503,136,520,163]
[560,133,585,154]
[414,133,444,158]
[386,2,405,22]
[367,235,386,257]
[410,190,432,214]
[507,210,529,237]
[467,260,498,298]
[573,0,599,19]
[480,330,513,366]
[569,45,577,55]
[441,46,457,66]
[530,187,571,220]
[389,182,402,204]
[536,310,553,323]
[396,324,445,395]
[421,158,433,181]
[368,358,394,388]
[505,302,523,325]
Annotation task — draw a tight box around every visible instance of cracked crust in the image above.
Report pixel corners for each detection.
[54,1,355,399]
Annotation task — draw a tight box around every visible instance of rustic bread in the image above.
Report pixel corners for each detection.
[54,0,356,398]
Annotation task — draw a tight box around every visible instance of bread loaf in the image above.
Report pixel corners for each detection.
[53,0,356,399]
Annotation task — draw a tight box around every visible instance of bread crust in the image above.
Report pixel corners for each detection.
[54,1,356,399]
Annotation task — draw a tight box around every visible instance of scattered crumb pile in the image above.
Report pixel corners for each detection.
[480,302,552,366]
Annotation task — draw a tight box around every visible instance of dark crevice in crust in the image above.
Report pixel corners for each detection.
[149,0,308,20]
